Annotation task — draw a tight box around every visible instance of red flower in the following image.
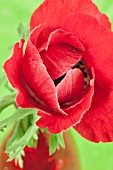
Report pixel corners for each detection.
[2,134,56,170]
[1,132,80,170]
[4,0,113,142]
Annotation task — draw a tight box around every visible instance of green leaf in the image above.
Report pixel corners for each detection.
[6,123,38,153]
[6,118,38,152]
[7,147,25,168]
[40,128,48,133]
[15,149,25,169]
[57,132,65,149]
[17,23,25,39]
[17,23,29,40]
[6,121,21,148]
[6,112,39,168]
[7,147,23,162]
[49,134,59,155]
[22,115,31,132]
[49,132,65,155]
[0,108,37,129]
[0,92,16,113]
[33,133,38,140]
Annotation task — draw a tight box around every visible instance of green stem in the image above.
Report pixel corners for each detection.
[0,76,6,84]
[0,92,16,112]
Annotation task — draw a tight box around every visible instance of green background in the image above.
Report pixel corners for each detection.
[0,0,113,170]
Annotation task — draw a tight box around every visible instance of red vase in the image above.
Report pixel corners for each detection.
[0,131,81,170]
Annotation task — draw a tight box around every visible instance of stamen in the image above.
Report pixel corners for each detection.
[72,61,90,89]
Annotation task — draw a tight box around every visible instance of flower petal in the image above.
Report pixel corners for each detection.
[4,39,25,89]
[30,26,84,81]
[36,71,94,133]
[30,26,85,53]
[3,40,48,109]
[40,43,82,80]
[30,0,111,30]
[22,40,66,115]
[67,14,113,142]
[56,69,84,105]
[30,24,53,51]
[40,29,85,52]
[74,86,113,142]
[62,13,113,89]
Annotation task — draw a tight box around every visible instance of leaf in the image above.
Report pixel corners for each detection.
[15,150,25,169]
[7,147,22,162]
[0,108,37,129]
[57,132,65,149]
[7,147,25,168]
[49,132,65,155]
[33,133,38,140]
[49,134,59,155]
[6,118,38,153]
[40,128,48,133]
[6,121,21,148]
[6,112,39,168]
[17,23,25,39]
[17,23,29,40]
[0,92,16,113]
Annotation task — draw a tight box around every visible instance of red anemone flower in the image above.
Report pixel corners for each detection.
[1,133,80,170]
[4,0,113,142]
[2,134,56,170]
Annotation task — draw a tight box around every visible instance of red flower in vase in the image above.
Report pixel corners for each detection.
[4,0,113,142]
[2,134,57,170]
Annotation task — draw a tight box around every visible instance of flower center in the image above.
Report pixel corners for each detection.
[54,73,66,86]
[54,60,90,89]
[72,61,90,89]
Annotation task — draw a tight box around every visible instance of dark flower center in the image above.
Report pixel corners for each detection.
[72,61,90,89]
[54,60,90,89]
[54,73,66,86]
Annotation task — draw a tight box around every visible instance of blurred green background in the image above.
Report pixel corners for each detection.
[0,0,113,170]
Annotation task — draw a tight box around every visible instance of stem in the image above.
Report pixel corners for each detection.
[0,92,16,112]
[0,76,6,84]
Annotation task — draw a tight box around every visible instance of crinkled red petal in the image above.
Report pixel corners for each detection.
[62,13,113,142]
[30,26,85,53]
[40,43,82,80]
[3,40,45,109]
[30,27,84,81]
[74,85,113,142]
[62,13,113,88]
[40,28,85,52]
[30,0,111,31]
[56,68,84,105]
[4,39,25,89]
[4,39,66,116]
[30,24,53,50]
[36,70,94,133]
[22,40,66,115]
